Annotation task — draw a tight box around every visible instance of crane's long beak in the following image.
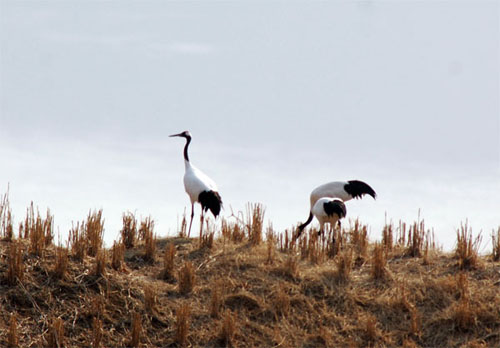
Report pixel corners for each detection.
[169,132,183,138]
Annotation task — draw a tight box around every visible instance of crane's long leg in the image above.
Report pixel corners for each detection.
[187,203,194,238]
[199,209,205,241]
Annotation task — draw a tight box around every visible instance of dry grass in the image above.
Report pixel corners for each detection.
[222,218,245,243]
[91,317,102,348]
[7,314,18,348]
[129,312,142,348]
[111,241,125,271]
[247,203,265,245]
[143,220,156,262]
[53,246,69,280]
[382,220,394,252]
[491,227,500,261]
[144,285,156,313]
[1,197,500,347]
[273,283,290,317]
[24,203,53,257]
[210,279,225,318]
[178,261,195,295]
[282,255,298,279]
[7,241,24,285]
[0,191,14,241]
[371,242,387,280]
[334,249,353,284]
[85,209,104,257]
[178,210,187,238]
[138,216,154,241]
[176,303,190,347]
[69,222,86,262]
[455,221,482,270]
[349,219,369,262]
[121,212,137,249]
[45,317,64,348]
[161,243,176,281]
[220,310,237,347]
[200,222,215,249]
[266,226,275,264]
[94,249,106,277]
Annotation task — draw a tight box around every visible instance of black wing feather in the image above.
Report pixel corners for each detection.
[344,180,376,199]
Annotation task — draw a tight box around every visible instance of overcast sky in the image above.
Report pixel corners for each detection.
[1,1,498,250]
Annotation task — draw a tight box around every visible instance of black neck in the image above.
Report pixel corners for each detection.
[183,136,191,162]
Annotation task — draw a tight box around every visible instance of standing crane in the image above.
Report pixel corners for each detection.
[311,197,347,239]
[170,131,222,238]
[295,180,376,240]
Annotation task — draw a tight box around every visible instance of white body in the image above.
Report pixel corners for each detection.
[310,181,351,208]
[311,197,344,232]
[183,160,218,204]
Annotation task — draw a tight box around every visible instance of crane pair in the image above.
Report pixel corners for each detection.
[170,131,376,239]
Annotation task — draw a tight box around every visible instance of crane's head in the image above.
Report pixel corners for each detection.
[169,131,191,139]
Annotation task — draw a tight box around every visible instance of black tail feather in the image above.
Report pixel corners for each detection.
[344,180,376,199]
[198,190,222,218]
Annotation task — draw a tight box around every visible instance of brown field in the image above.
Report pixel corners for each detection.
[0,195,499,347]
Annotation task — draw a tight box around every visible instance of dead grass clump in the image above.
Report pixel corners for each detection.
[45,317,64,348]
[454,292,476,331]
[220,310,236,347]
[129,312,142,348]
[491,227,500,261]
[247,203,265,245]
[334,249,353,284]
[1,190,14,241]
[8,314,18,348]
[448,273,477,332]
[405,220,425,257]
[175,303,190,347]
[121,212,137,249]
[7,241,24,285]
[200,224,215,249]
[144,285,157,313]
[111,241,125,271]
[138,216,154,241]
[349,219,369,262]
[92,317,102,348]
[266,227,275,264]
[371,242,387,281]
[25,203,54,257]
[53,246,69,280]
[279,229,296,253]
[69,222,86,262]
[143,222,156,262]
[400,283,421,338]
[161,243,176,281]
[210,280,225,318]
[94,249,106,277]
[178,261,195,295]
[224,292,262,312]
[455,222,482,270]
[273,283,290,317]
[85,209,104,257]
[363,314,381,345]
[283,255,298,279]
[382,220,394,252]
[178,210,187,238]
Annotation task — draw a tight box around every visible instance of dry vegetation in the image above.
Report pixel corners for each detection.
[0,194,499,347]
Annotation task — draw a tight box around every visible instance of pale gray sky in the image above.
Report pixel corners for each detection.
[1,1,498,249]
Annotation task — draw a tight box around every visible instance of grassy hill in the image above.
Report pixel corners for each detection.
[0,199,499,347]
